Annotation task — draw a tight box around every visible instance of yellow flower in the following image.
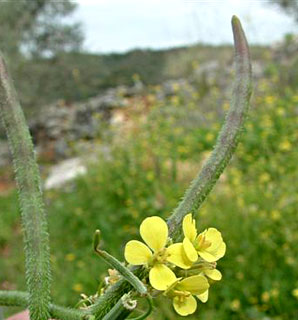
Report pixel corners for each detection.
[261,291,270,303]
[230,299,240,311]
[292,288,298,299]
[206,133,215,142]
[182,214,226,262]
[279,140,291,151]
[72,283,83,292]
[166,275,209,316]
[124,216,183,290]
[65,253,76,262]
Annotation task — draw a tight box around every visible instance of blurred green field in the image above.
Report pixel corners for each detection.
[1,55,298,319]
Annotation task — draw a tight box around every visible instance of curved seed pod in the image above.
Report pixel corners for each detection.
[167,15,252,240]
[0,53,51,319]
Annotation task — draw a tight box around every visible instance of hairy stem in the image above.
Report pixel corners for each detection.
[89,15,252,319]
[0,53,51,319]
[0,291,87,320]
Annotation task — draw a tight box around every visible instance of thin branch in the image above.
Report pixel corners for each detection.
[0,53,51,319]
[0,291,87,320]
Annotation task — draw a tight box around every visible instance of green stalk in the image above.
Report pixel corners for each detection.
[167,15,252,239]
[95,249,147,296]
[89,15,252,319]
[0,53,51,319]
[102,298,127,320]
[89,267,147,319]
[0,291,87,320]
[94,230,147,296]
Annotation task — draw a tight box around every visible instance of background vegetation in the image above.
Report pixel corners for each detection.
[0,1,297,319]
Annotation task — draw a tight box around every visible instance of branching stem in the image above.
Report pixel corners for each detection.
[0,291,87,320]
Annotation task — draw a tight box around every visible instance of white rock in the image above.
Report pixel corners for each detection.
[44,157,87,190]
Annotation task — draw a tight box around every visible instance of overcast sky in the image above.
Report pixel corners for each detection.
[74,0,297,53]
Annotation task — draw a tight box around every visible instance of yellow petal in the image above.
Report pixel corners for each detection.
[182,214,197,242]
[124,240,152,265]
[183,237,198,262]
[197,250,217,262]
[177,275,209,295]
[214,242,226,259]
[167,243,193,269]
[149,264,177,290]
[197,228,226,262]
[197,289,209,303]
[140,216,168,252]
[173,294,197,316]
[205,269,222,281]
[199,242,226,262]
[205,228,224,252]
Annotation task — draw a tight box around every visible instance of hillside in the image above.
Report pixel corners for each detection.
[12,44,271,116]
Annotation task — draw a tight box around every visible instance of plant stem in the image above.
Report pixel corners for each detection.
[0,291,87,320]
[88,267,146,319]
[0,53,51,319]
[95,248,147,296]
[102,298,127,320]
[89,15,252,319]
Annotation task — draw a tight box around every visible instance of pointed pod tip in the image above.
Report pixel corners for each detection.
[93,229,101,251]
[231,15,240,24]
[231,15,243,33]
[231,15,249,59]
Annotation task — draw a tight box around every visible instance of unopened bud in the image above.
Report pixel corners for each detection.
[93,229,101,251]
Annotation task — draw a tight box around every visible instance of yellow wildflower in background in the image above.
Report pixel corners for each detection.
[230,299,241,311]
[279,140,291,151]
[72,283,83,292]
[65,253,76,262]
[261,291,270,303]
[292,288,298,299]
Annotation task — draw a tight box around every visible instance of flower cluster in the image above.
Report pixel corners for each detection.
[124,214,226,316]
